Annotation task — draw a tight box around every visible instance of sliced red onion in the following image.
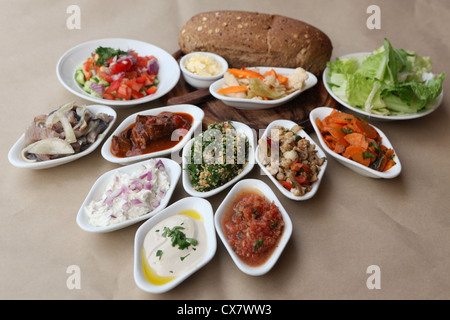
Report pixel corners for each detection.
[129,179,143,191]
[118,54,137,65]
[110,214,117,219]
[130,199,142,205]
[122,203,130,211]
[147,58,159,74]
[156,160,164,169]
[144,183,152,190]
[90,82,104,96]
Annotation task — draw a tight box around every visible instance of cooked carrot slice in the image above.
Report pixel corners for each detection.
[264,69,277,77]
[325,123,349,147]
[329,110,356,125]
[228,68,265,80]
[315,118,325,132]
[344,132,369,149]
[351,118,378,139]
[343,146,371,167]
[217,86,248,94]
[277,74,289,84]
[384,159,396,171]
[334,142,347,154]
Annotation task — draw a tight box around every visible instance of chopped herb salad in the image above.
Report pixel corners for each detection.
[75,46,159,101]
[185,121,249,192]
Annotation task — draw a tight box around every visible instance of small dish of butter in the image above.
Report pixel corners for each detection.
[179,52,228,89]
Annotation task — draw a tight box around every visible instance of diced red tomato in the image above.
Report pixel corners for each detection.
[125,79,144,92]
[136,75,147,83]
[294,175,308,185]
[279,181,293,190]
[291,161,312,174]
[117,85,132,100]
[146,86,157,95]
[105,79,121,94]
[79,48,159,100]
[98,71,112,83]
[110,63,125,74]
[131,90,144,100]
[103,93,116,100]
[136,56,149,69]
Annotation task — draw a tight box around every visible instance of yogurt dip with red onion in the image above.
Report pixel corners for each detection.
[85,159,170,227]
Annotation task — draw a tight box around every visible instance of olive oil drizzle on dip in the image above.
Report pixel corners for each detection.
[142,210,207,285]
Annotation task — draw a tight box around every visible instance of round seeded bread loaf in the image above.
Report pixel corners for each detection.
[178,10,333,76]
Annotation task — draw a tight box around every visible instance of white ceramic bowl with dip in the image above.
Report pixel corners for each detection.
[134,197,216,294]
[214,179,293,276]
[179,52,228,89]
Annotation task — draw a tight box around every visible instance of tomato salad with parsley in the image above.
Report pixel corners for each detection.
[75,47,159,101]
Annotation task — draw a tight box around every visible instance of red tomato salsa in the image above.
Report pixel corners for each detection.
[75,46,159,101]
[221,188,284,267]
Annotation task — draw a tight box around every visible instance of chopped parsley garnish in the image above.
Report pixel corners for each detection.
[253,238,264,252]
[363,151,375,159]
[341,127,352,134]
[156,250,163,260]
[162,226,198,250]
[94,46,128,66]
[180,254,190,261]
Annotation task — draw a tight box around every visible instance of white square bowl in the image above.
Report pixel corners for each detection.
[134,197,216,294]
[76,158,181,233]
[8,104,116,170]
[182,121,255,198]
[101,104,204,165]
[214,179,293,276]
[255,119,328,200]
[309,106,402,179]
[209,67,317,110]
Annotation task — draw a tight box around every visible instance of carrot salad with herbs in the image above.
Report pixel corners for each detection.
[315,109,396,172]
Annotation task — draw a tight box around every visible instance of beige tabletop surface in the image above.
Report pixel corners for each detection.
[1,0,449,300]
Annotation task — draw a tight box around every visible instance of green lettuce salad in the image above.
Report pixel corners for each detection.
[327,38,445,116]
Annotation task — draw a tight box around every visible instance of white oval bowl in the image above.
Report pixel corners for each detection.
[76,158,181,233]
[134,197,216,294]
[323,52,444,121]
[101,104,204,165]
[56,38,180,107]
[309,106,402,179]
[8,104,116,170]
[255,119,328,200]
[179,52,228,89]
[182,121,255,198]
[209,67,317,110]
[214,179,293,276]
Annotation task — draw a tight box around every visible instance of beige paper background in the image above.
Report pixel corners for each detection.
[1,0,449,300]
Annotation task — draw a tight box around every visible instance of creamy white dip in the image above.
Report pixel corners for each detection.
[85,159,170,227]
[143,212,207,279]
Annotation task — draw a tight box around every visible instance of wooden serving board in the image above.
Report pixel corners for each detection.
[162,50,339,133]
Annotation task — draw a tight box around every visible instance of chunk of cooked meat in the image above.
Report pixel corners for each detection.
[131,112,191,148]
[110,111,192,156]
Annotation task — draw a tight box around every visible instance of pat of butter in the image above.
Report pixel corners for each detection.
[184,53,222,76]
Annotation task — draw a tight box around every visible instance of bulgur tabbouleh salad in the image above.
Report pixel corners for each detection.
[185,121,249,192]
